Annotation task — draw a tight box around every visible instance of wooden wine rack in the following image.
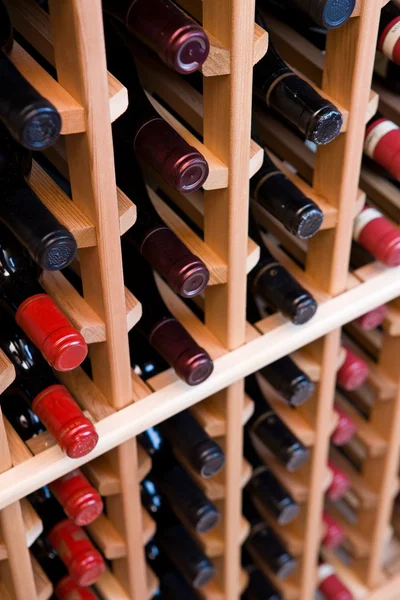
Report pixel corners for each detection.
[0,0,400,598]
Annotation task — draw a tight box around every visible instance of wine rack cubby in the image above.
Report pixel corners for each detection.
[1,0,400,599]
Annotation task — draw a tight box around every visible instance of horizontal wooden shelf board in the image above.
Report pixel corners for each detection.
[1,268,400,510]
[0,499,42,559]
[5,0,128,124]
[0,352,15,396]
[40,271,141,343]
[32,555,53,600]
[94,566,131,600]
[198,563,248,599]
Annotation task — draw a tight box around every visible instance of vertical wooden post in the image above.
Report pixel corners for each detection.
[307,0,381,295]
[48,1,146,597]
[202,0,255,596]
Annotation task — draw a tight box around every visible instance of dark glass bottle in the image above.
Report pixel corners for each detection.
[242,548,282,600]
[29,487,105,587]
[102,0,210,74]
[141,477,216,588]
[250,149,323,239]
[243,491,297,580]
[246,375,310,472]
[0,0,61,149]
[0,312,97,458]
[146,539,199,600]
[258,356,315,407]
[0,225,88,371]
[138,427,220,533]
[0,389,45,440]
[31,536,98,599]
[248,212,318,325]
[124,246,213,385]
[378,2,400,65]
[105,19,208,193]
[245,434,300,526]
[0,123,77,270]
[253,31,342,145]
[285,0,354,28]
[116,143,209,297]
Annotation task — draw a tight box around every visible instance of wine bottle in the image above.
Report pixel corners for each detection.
[246,375,310,472]
[29,487,105,586]
[364,113,400,181]
[250,148,323,239]
[242,548,282,600]
[248,212,318,325]
[331,403,356,446]
[116,143,209,297]
[243,490,297,580]
[258,356,315,407]
[337,346,369,391]
[124,245,213,385]
[31,536,98,599]
[353,205,400,267]
[0,314,97,458]
[0,0,61,149]
[129,327,170,379]
[245,433,300,525]
[146,539,199,600]
[253,29,342,145]
[141,477,216,588]
[322,511,344,549]
[327,459,351,501]
[105,19,208,193]
[49,469,103,526]
[102,0,210,74]
[138,427,220,533]
[0,124,77,270]
[0,225,87,370]
[318,562,353,600]
[355,304,388,331]
[378,2,400,65]
[0,389,45,440]
[263,0,355,28]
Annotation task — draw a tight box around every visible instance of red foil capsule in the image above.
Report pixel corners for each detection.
[322,512,344,550]
[49,469,103,526]
[337,347,369,391]
[318,564,353,600]
[140,227,210,297]
[327,460,351,501]
[378,16,400,65]
[55,575,98,600]
[134,119,209,193]
[48,519,105,587]
[355,304,387,330]
[149,318,213,385]
[332,404,356,446]
[126,0,210,74]
[364,117,400,180]
[353,206,400,267]
[15,294,88,371]
[32,385,99,459]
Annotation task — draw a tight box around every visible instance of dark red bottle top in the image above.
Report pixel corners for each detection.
[322,511,344,549]
[318,563,353,600]
[49,469,103,525]
[32,385,98,458]
[55,576,98,600]
[337,346,369,391]
[48,519,105,587]
[353,205,400,267]
[16,294,88,371]
[332,404,356,446]
[327,460,351,501]
[355,304,387,331]
[364,116,400,181]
